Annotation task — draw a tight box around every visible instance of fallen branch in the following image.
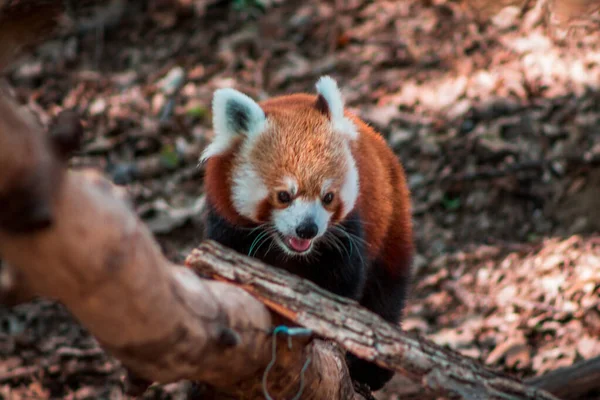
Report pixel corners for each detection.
[187,242,561,400]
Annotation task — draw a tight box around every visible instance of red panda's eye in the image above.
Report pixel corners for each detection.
[323,192,334,205]
[277,191,292,204]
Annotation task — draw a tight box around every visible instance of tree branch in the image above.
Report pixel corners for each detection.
[186,242,561,400]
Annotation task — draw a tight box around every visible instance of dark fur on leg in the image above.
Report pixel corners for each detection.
[347,260,412,391]
[346,354,395,392]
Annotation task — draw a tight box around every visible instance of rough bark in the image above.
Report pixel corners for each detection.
[187,243,561,400]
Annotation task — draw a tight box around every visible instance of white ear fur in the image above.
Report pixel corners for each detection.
[315,76,358,141]
[339,144,359,217]
[200,88,267,162]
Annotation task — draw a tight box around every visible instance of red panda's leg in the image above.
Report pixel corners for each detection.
[358,256,413,323]
[359,163,414,324]
[347,212,413,391]
[347,256,412,391]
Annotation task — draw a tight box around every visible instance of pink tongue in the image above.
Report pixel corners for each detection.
[287,237,311,252]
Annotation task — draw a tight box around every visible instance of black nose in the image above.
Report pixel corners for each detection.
[296,220,318,239]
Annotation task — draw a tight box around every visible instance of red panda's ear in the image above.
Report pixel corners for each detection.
[315,94,330,117]
[315,76,358,141]
[200,88,266,162]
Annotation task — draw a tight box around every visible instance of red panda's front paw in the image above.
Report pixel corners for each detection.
[346,353,395,392]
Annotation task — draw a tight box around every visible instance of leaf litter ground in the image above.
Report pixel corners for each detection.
[1,0,600,398]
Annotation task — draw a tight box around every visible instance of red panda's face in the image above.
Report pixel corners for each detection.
[242,116,358,255]
[202,76,360,256]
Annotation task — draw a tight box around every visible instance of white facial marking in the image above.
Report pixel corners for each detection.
[320,179,334,196]
[231,162,268,221]
[201,87,267,162]
[273,199,331,239]
[284,176,298,196]
[315,76,359,141]
[339,144,359,217]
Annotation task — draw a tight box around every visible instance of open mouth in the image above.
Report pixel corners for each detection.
[286,236,312,252]
[274,233,313,254]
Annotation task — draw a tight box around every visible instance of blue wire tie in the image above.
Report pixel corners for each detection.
[262,325,313,400]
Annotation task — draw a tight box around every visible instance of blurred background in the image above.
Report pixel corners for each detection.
[1,0,600,398]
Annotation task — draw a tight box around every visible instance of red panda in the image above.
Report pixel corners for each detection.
[201,76,414,391]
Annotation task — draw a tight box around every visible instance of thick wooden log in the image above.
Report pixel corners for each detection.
[187,243,560,400]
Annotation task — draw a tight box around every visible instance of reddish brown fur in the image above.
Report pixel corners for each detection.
[204,93,413,276]
[204,142,249,225]
[253,94,349,204]
[349,113,413,276]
